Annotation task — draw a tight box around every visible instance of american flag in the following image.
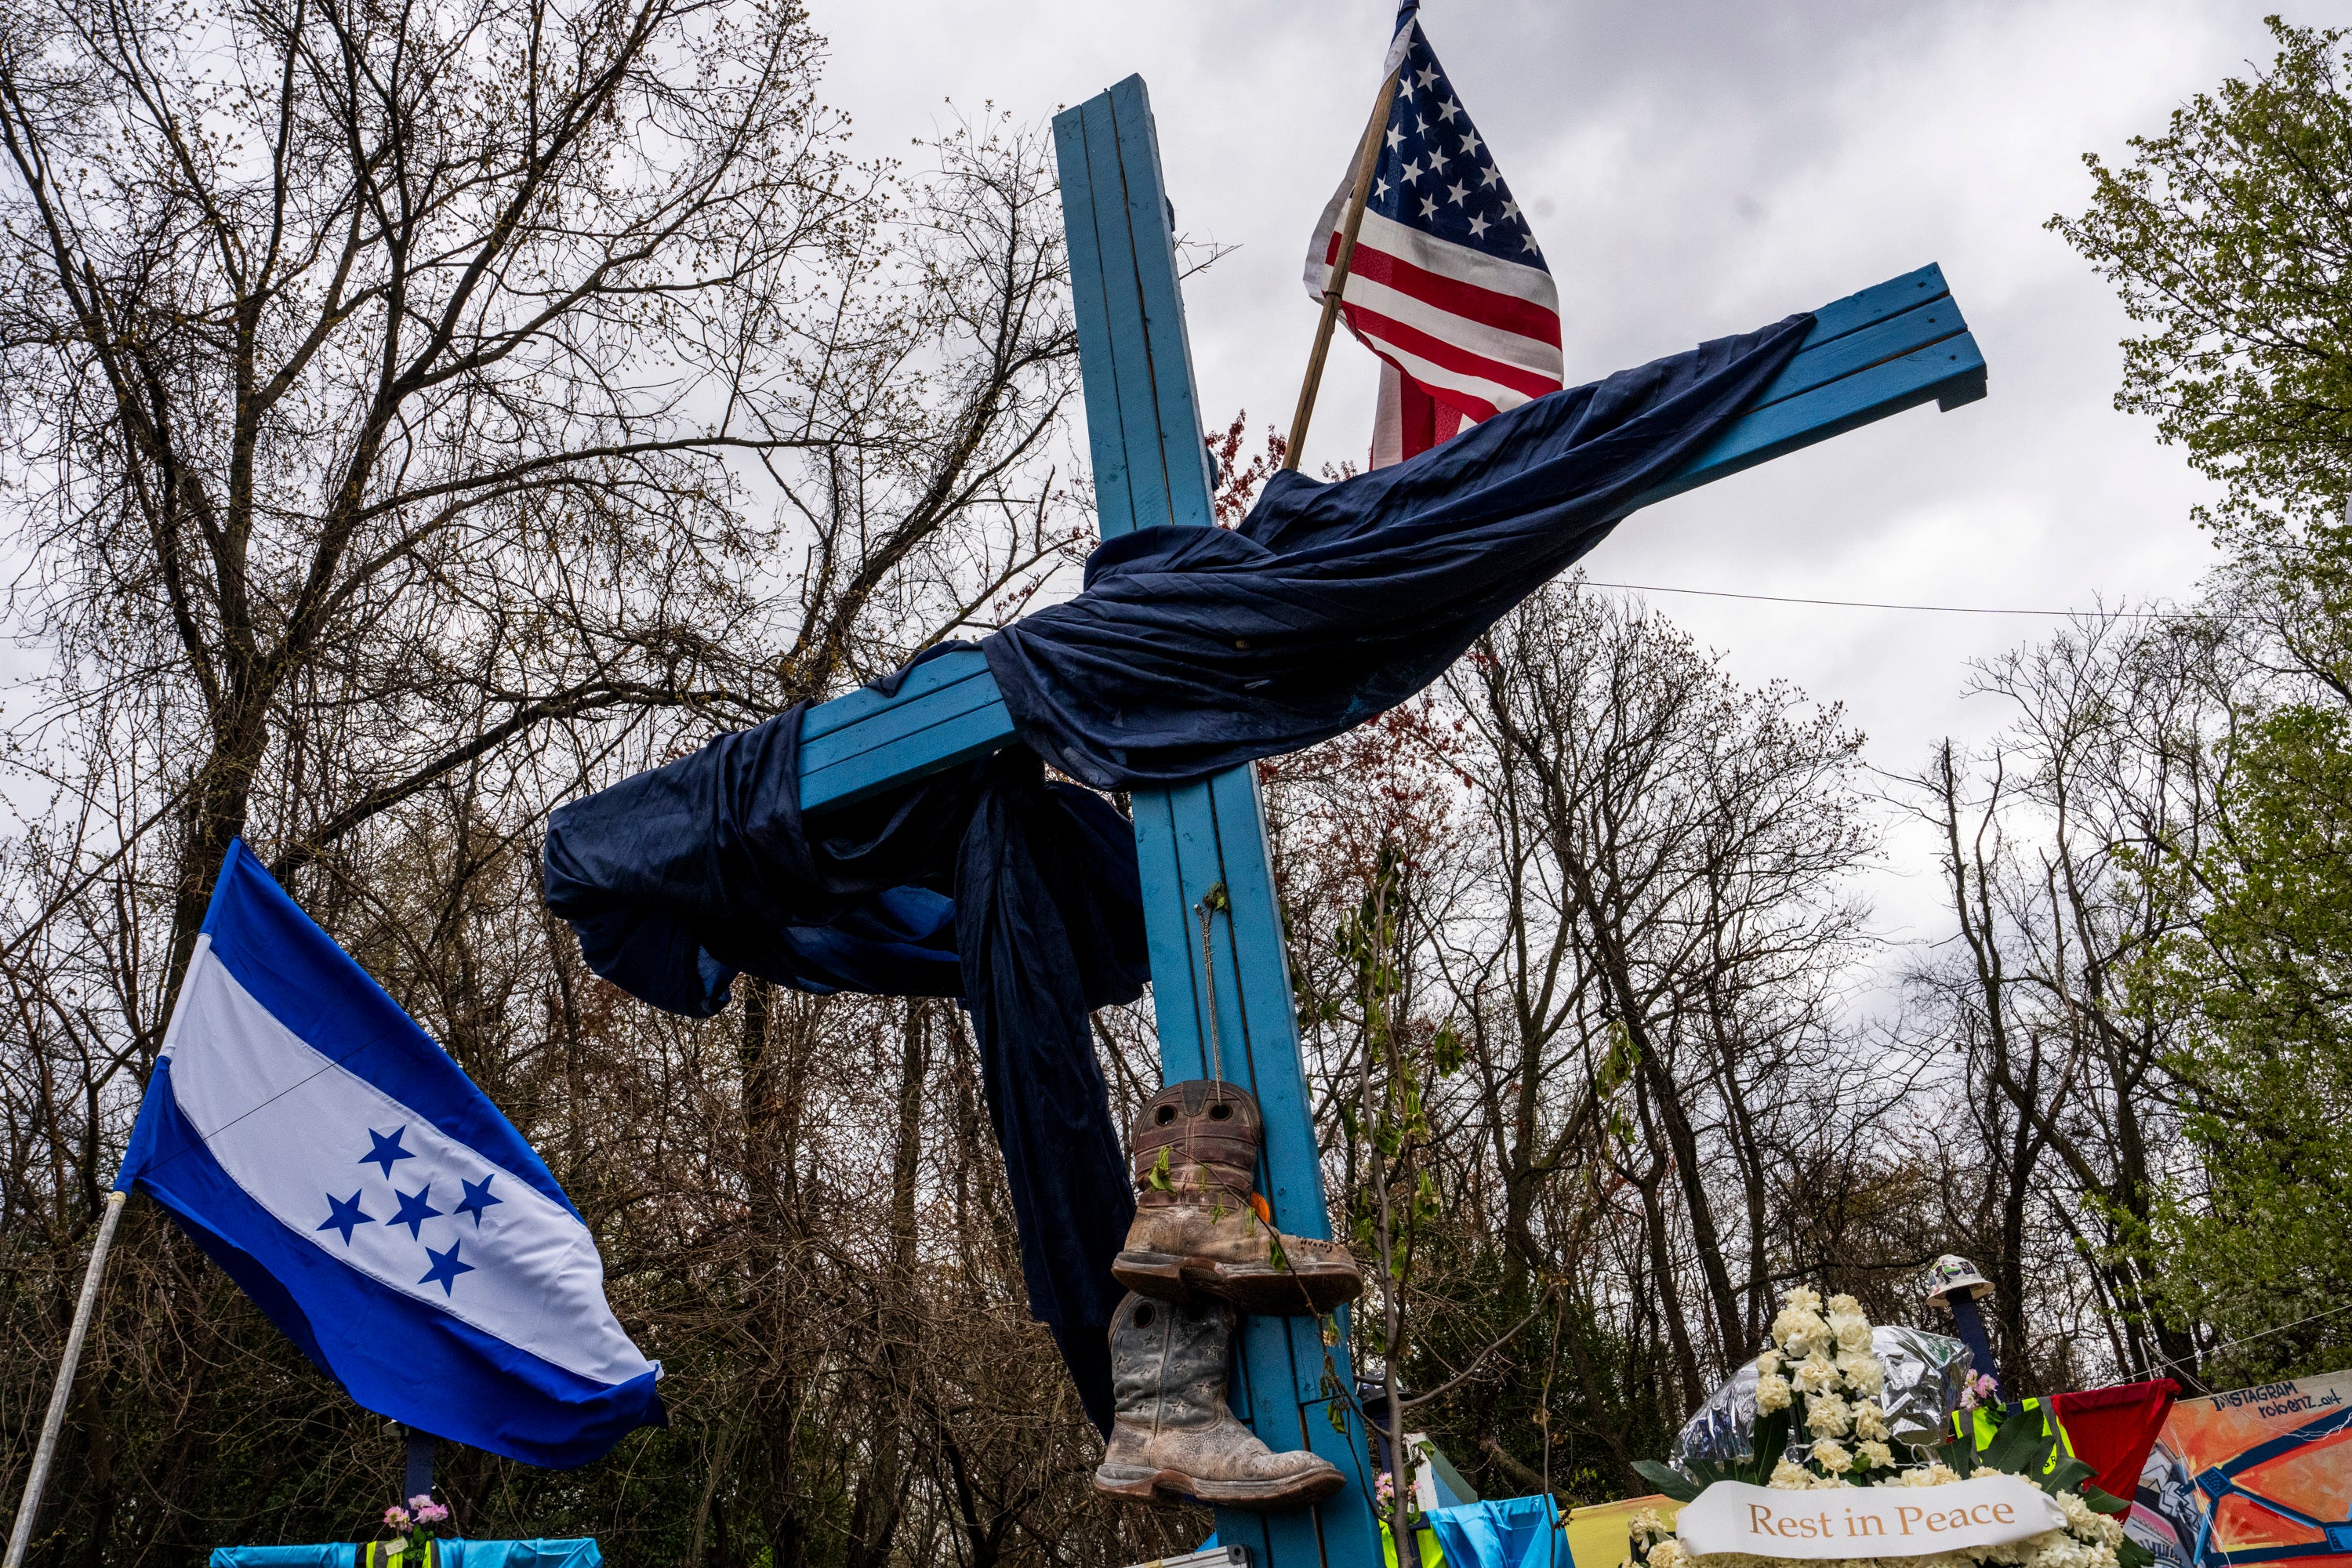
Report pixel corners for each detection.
[1302,4,1564,468]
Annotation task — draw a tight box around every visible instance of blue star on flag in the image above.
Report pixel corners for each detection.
[452,1175,502,1228]
[361,1126,416,1178]
[387,1183,443,1240]
[418,1239,476,1297]
[317,1190,372,1245]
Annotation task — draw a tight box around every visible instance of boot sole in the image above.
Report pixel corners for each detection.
[1114,1250,1362,1316]
[1093,1462,1345,1512]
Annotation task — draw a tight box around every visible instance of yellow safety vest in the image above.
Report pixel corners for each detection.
[1955,1396,2076,1482]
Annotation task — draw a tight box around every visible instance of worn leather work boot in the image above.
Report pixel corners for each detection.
[1113,1080,1362,1316]
[1093,1292,1345,1509]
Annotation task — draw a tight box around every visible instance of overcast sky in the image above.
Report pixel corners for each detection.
[813,1,2286,978]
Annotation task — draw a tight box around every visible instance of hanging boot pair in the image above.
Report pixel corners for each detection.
[1093,1082,1360,1511]
[1113,1080,1362,1314]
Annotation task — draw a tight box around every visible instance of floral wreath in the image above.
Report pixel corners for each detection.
[1623,1289,2143,1568]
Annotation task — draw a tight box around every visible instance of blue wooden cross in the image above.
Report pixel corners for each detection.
[799,75,1984,1568]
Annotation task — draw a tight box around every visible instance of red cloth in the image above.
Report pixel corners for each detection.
[2053,1378,2181,1501]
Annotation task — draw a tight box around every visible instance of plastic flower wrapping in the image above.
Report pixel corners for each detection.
[1675,1319,1976,1470]
[1624,1289,2142,1568]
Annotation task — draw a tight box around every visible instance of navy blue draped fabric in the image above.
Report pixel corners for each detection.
[543,314,1811,1437]
[982,314,1814,789]
[543,717,1146,1436]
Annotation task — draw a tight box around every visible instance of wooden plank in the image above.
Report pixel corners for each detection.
[1632,330,1987,508]
[1054,76,1382,1568]
[1752,296,1967,413]
[1153,764,1370,1568]
[797,648,993,742]
[1053,103,1140,539]
[1201,764,1330,1240]
[1081,91,1178,535]
[1107,76,1218,534]
[797,664,1005,779]
[1799,262,1951,349]
[797,700,1018,814]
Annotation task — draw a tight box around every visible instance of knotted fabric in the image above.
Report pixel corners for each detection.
[544,717,1146,1435]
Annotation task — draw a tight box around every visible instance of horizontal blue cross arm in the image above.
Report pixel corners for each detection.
[793,649,1005,812]
[793,263,1987,816]
[1629,263,1983,510]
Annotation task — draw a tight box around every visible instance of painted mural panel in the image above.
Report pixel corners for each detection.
[2128,1372,2352,1568]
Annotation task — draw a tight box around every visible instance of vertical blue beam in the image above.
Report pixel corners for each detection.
[1054,78,1381,1568]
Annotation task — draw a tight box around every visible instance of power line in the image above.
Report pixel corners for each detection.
[1581,581,2205,619]
[2132,1298,2352,1385]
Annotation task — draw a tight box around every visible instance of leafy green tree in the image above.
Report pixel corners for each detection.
[2059,17,2352,1381]
[2052,18,2352,544]
[2140,703,2352,1383]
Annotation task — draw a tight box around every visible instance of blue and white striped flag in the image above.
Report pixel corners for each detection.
[117,840,662,1468]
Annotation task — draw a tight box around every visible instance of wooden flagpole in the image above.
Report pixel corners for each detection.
[5,1190,127,1568]
[1283,57,1406,471]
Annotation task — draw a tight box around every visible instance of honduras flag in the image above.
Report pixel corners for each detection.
[117,840,662,1468]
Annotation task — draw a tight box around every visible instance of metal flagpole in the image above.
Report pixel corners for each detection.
[1283,49,1407,471]
[5,1189,128,1568]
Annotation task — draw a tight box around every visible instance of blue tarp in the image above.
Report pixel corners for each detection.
[543,316,1809,1428]
[210,1543,600,1568]
[545,732,1145,1434]
[984,315,1812,789]
[1425,1496,1566,1568]
[443,1544,600,1568]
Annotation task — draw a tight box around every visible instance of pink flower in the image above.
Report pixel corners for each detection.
[383,1506,412,1530]
[408,1494,434,1510]
[416,1504,450,1524]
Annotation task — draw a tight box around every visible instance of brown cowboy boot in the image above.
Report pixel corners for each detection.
[1093,1292,1345,1509]
[1113,1080,1361,1316]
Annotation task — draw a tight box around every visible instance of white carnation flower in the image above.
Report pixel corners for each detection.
[2027,1537,2092,1568]
[1857,1439,1893,1469]
[2055,1490,2125,1545]
[1755,1348,1783,1376]
[1770,1458,1813,1490]
[1853,1400,1889,1440]
[1807,1392,1853,1437]
[1838,1350,1888,1396]
[1757,1372,1793,1413]
[1784,1286,1824,1313]
[1792,1352,1841,1394]
[1772,1305,1830,1352]
[1831,1315,1874,1355]
[1647,1540,1689,1568]
[1811,1438,1853,1473]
